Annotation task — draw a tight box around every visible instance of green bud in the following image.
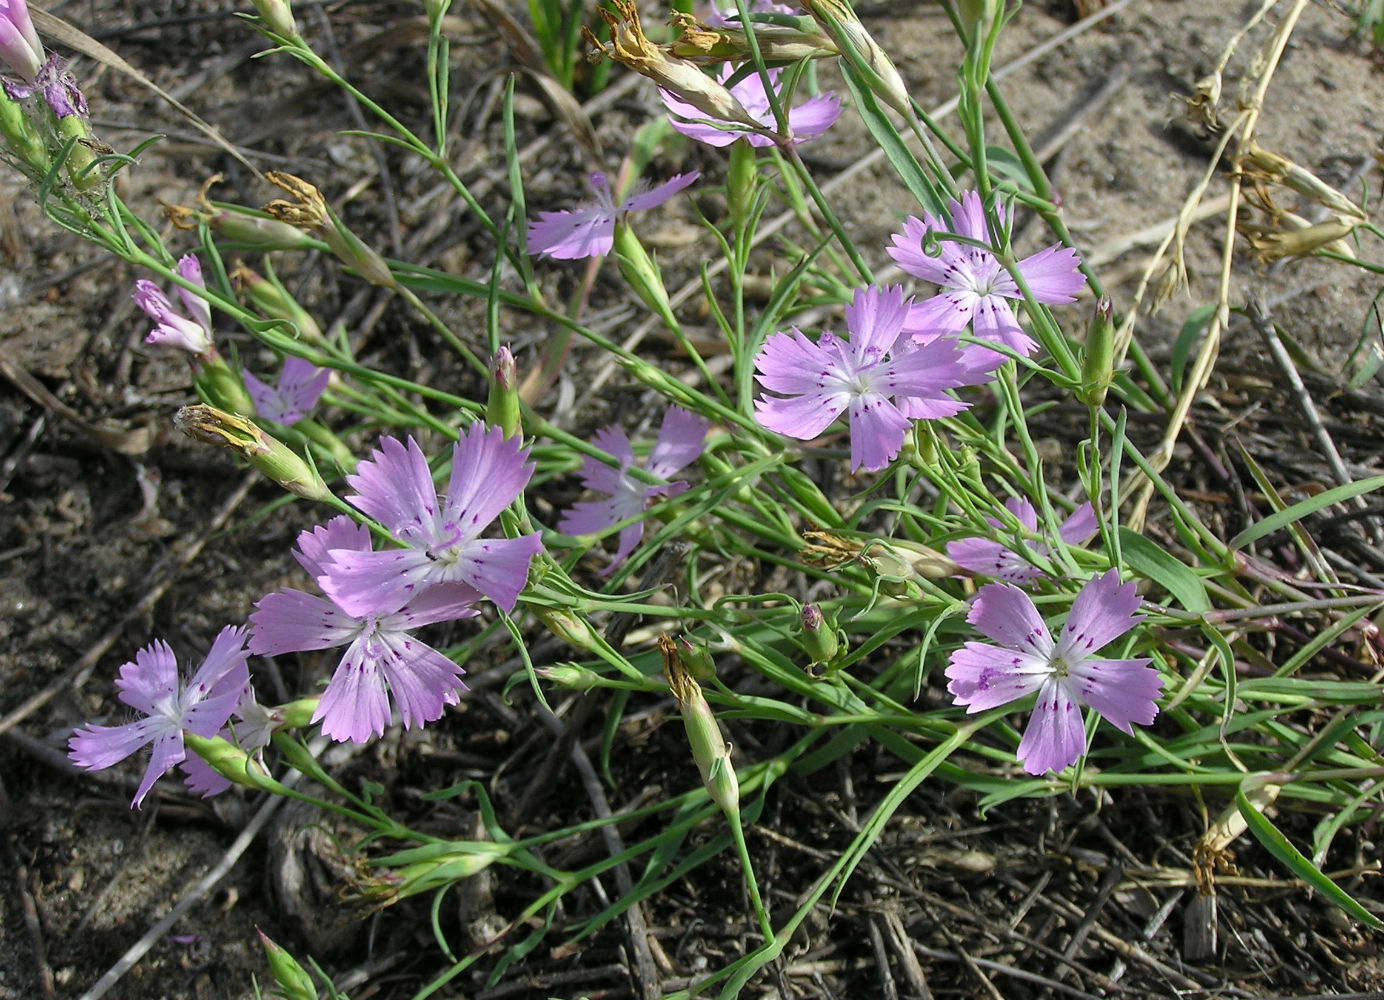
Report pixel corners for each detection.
[487,347,521,438]
[679,637,717,682]
[798,604,840,667]
[727,139,757,233]
[194,353,257,417]
[535,607,600,653]
[55,115,103,196]
[256,930,317,1000]
[271,697,320,730]
[174,404,335,504]
[661,635,739,817]
[0,89,51,179]
[1078,296,1114,408]
[182,732,287,796]
[611,222,675,327]
[536,664,603,691]
[251,0,299,39]
[231,264,324,341]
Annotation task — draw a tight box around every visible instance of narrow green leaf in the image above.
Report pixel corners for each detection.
[1227,474,1384,550]
[1235,785,1384,930]
[1118,527,1210,612]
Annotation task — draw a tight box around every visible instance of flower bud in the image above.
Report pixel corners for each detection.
[368,843,505,904]
[174,404,335,503]
[487,346,521,438]
[611,221,676,328]
[181,732,287,795]
[727,138,756,232]
[191,353,256,416]
[536,664,603,691]
[797,0,912,116]
[798,604,840,667]
[256,930,317,1000]
[250,0,298,39]
[535,607,600,653]
[231,263,324,341]
[0,86,50,179]
[1078,296,1114,408]
[679,637,717,682]
[271,697,320,730]
[660,635,739,817]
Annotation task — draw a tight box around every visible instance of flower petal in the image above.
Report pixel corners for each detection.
[1017,680,1086,775]
[646,406,708,480]
[946,642,1050,711]
[1056,570,1143,661]
[1016,243,1086,304]
[1067,657,1161,734]
[965,583,1054,656]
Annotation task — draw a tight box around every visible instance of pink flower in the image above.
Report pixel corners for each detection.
[250,517,479,744]
[134,255,215,357]
[948,497,1097,585]
[319,425,543,618]
[753,285,973,472]
[0,0,42,82]
[559,406,708,574]
[660,62,840,148]
[527,171,699,260]
[68,626,252,807]
[945,571,1161,775]
[700,0,795,28]
[244,356,330,425]
[887,190,1086,357]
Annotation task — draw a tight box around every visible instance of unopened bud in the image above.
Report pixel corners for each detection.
[798,604,840,667]
[271,697,320,730]
[797,0,912,116]
[231,263,324,341]
[612,221,676,327]
[660,634,739,816]
[256,930,317,1000]
[175,404,335,503]
[487,346,521,438]
[535,607,600,653]
[679,637,717,682]
[727,139,757,232]
[182,732,286,795]
[371,844,505,904]
[1078,296,1114,407]
[0,88,51,179]
[196,353,257,416]
[251,0,298,38]
[536,664,603,691]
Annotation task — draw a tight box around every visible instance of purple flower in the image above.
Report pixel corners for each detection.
[753,285,974,472]
[945,570,1161,775]
[887,190,1086,357]
[527,171,699,260]
[250,516,479,744]
[660,62,840,148]
[559,406,708,574]
[948,497,1097,585]
[0,0,42,82]
[244,356,330,425]
[68,626,252,807]
[319,424,543,618]
[3,53,86,117]
[134,255,215,356]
